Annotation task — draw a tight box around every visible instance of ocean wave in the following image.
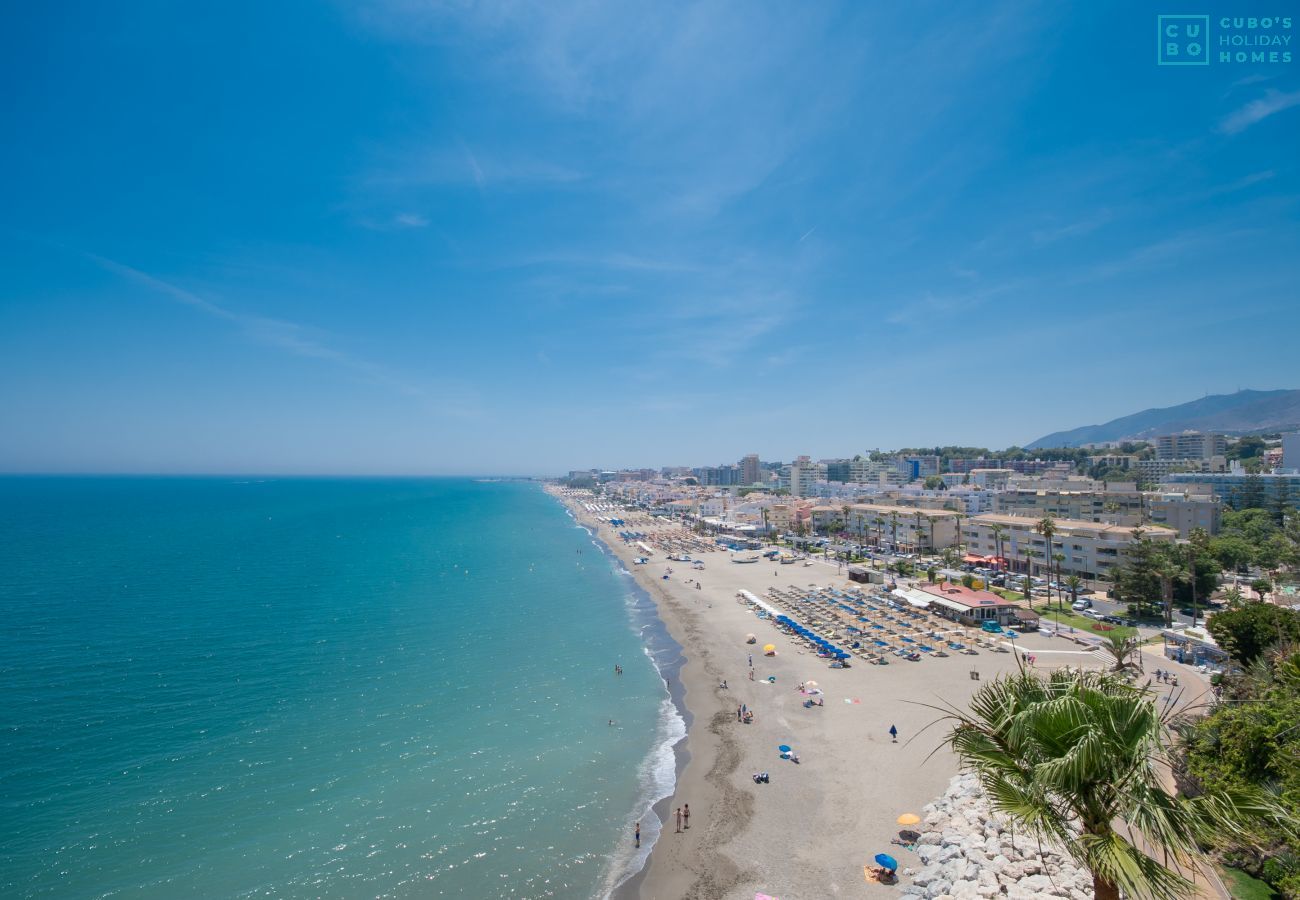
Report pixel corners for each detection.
[599,695,686,899]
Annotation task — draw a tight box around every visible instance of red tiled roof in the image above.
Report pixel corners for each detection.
[917,582,1017,609]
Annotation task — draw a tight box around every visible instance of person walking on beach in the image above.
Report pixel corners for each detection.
[683,804,690,830]
[635,822,640,848]
[674,807,682,833]
[889,724,898,743]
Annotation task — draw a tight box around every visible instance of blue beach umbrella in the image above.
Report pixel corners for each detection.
[778,744,792,753]
[874,853,898,870]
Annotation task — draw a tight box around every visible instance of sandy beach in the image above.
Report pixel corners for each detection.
[547,488,1162,900]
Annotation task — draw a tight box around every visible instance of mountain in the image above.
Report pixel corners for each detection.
[1026,389,1300,448]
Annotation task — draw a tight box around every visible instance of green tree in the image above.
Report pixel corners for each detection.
[1101,632,1140,673]
[989,523,1007,570]
[938,668,1293,900]
[1238,473,1268,511]
[1035,516,1057,596]
[1065,574,1083,608]
[1181,647,1300,896]
[1206,603,1300,666]
[1210,535,1254,575]
[1271,478,1293,526]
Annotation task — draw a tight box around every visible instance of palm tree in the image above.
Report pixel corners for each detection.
[1153,545,1180,629]
[1052,552,1066,612]
[913,510,925,554]
[989,523,1007,573]
[938,668,1294,900]
[1022,547,1036,607]
[889,512,899,553]
[1064,574,1083,609]
[925,514,938,556]
[1185,527,1210,628]
[1035,515,1057,601]
[954,511,965,553]
[1100,632,1140,673]
[760,507,770,537]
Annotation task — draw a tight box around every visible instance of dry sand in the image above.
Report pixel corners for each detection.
[550,490,1120,900]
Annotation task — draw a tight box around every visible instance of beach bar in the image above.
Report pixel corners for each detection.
[915,582,1019,628]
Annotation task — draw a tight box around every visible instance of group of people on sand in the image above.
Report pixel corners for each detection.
[736,703,754,724]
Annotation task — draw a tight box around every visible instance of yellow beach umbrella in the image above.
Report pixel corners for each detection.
[763,643,776,654]
[897,813,921,827]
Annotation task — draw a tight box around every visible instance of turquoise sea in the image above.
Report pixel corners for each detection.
[0,478,682,898]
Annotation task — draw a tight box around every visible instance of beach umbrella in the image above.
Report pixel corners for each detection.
[896,813,921,827]
[763,643,776,654]
[874,853,898,870]
[805,680,819,690]
[778,744,792,753]
[745,633,756,641]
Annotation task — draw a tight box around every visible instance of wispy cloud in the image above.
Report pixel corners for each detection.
[1200,170,1276,198]
[88,253,428,398]
[357,211,431,230]
[1031,209,1112,244]
[885,279,1026,326]
[362,144,583,191]
[1219,88,1300,134]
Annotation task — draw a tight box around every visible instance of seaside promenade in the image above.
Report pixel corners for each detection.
[549,488,1147,899]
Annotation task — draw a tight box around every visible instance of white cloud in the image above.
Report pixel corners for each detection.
[88,253,429,398]
[1219,89,1300,135]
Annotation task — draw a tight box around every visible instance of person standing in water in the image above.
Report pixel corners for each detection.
[634,822,640,848]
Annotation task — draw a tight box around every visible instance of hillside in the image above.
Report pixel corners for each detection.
[1026,389,1300,448]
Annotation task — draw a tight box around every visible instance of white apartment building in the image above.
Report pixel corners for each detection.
[1156,431,1227,460]
[994,480,1146,524]
[963,514,1177,584]
[1283,432,1300,472]
[969,468,1014,489]
[1146,491,1221,537]
[845,503,961,551]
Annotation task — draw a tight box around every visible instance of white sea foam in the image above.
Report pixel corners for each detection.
[600,693,686,898]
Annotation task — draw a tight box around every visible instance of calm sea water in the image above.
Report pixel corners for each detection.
[0,478,681,898]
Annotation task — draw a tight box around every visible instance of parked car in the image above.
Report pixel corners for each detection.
[1072,598,1093,611]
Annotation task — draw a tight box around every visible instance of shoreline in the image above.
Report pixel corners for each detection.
[553,488,774,897]
[561,504,694,899]
[548,487,1137,899]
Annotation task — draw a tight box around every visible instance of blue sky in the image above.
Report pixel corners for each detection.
[1,2,1298,475]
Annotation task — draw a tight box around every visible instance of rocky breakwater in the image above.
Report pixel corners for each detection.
[900,774,1093,900]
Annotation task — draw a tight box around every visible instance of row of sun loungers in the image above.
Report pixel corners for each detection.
[756,585,1010,663]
